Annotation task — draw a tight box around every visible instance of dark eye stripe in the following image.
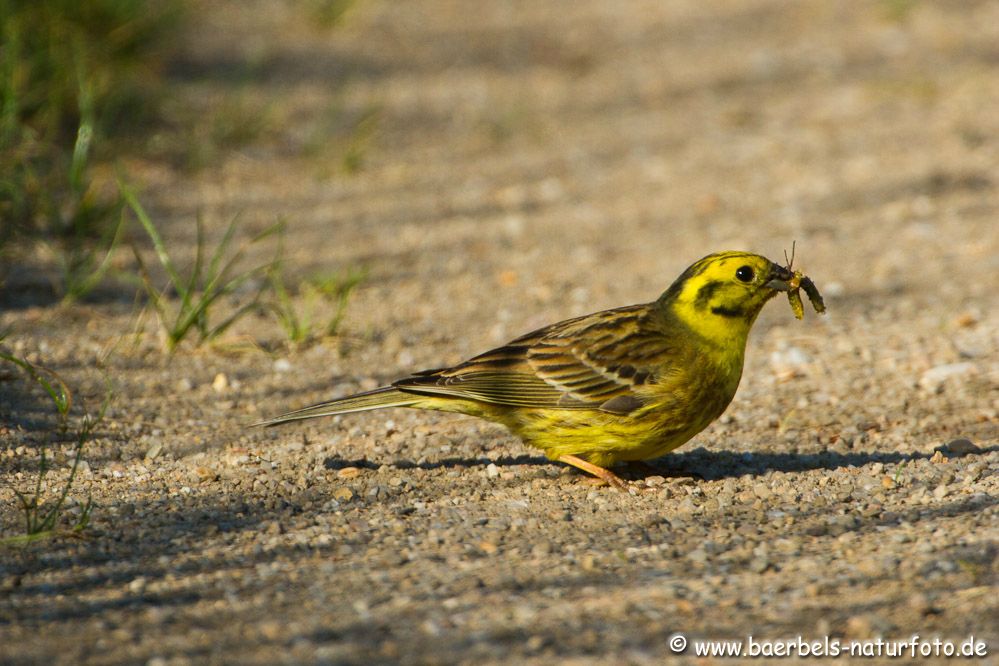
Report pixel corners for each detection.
[695,281,720,309]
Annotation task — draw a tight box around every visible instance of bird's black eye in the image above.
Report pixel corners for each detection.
[735,266,754,283]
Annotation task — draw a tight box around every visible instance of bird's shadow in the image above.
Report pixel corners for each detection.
[323,444,998,480]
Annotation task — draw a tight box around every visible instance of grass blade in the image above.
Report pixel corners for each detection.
[121,181,184,289]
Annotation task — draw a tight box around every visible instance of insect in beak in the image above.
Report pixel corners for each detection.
[765,263,795,291]
[775,242,826,319]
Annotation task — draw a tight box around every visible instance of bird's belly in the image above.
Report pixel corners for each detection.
[499,368,739,467]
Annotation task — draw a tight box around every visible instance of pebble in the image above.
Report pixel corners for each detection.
[844,614,892,639]
[908,592,932,615]
[770,346,811,380]
[918,362,976,392]
[212,373,229,393]
[145,441,163,461]
[687,548,708,564]
[939,438,980,456]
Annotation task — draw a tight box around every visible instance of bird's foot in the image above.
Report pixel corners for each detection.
[559,454,636,494]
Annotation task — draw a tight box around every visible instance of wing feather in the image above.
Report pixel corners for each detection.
[393,304,677,414]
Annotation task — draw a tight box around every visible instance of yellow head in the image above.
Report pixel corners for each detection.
[658,251,794,348]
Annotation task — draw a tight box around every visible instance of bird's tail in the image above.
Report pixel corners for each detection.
[252,386,419,427]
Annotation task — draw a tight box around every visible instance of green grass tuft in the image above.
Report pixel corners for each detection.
[0,336,111,545]
[267,232,366,347]
[123,183,282,352]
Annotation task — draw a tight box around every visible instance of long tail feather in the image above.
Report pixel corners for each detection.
[252,386,418,427]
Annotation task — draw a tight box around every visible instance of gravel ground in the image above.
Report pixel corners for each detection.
[2,1,998,664]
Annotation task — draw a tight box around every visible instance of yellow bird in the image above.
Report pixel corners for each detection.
[257,251,822,490]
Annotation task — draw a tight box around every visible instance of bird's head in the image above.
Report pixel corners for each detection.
[659,251,794,346]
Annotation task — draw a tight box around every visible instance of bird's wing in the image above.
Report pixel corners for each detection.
[394,304,675,414]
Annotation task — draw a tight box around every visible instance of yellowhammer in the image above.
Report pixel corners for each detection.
[258,251,824,490]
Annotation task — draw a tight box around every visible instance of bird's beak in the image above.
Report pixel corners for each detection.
[765,263,795,291]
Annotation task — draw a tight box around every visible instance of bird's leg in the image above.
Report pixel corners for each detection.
[559,454,633,493]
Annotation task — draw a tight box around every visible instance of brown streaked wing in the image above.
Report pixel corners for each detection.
[527,304,673,407]
[393,317,579,408]
[393,370,580,408]
[394,304,671,414]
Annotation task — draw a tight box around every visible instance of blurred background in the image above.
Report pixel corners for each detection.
[3,1,996,318]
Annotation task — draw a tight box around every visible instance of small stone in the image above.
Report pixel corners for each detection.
[674,599,696,615]
[805,523,827,537]
[941,438,980,457]
[882,476,896,490]
[258,620,283,641]
[486,463,500,479]
[145,441,163,461]
[908,592,932,615]
[212,372,229,392]
[953,311,978,328]
[847,611,893,638]
[176,378,193,392]
[532,542,552,558]
[749,556,770,573]
[273,358,292,373]
[770,346,811,380]
[645,475,666,487]
[333,487,354,502]
[845,615,873,639]
[929,451,947,464]
[338,467,361,479]
[856,559,882,577]
[195,466,215,482]
[919,362,976,392]
[479,541,498,555]
[752,483,772,500]
[933,484,949,499]
[687,548,708,564]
